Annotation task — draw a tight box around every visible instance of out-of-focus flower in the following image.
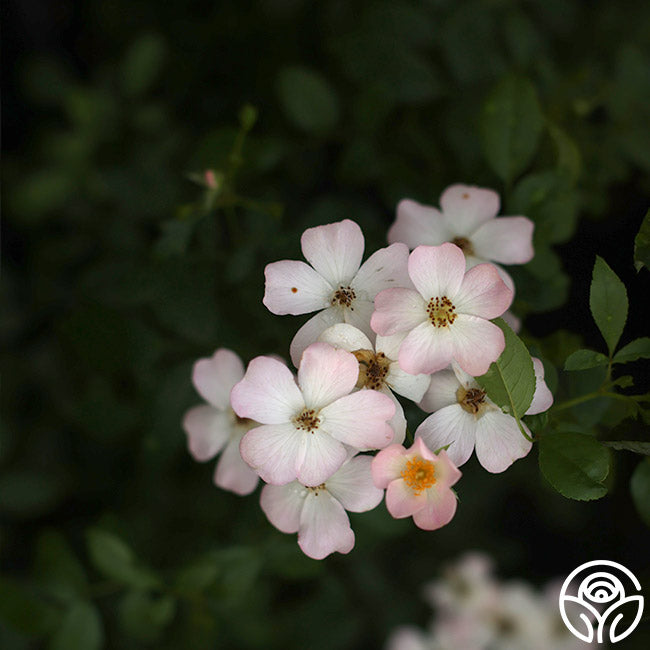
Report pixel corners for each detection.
[260,454,383,560]
[371,437,461,530]
[318,323,430,444]
[262,219,410,366]
[371,243,513,376]
[182,348,259,495]
[231,342,395,486]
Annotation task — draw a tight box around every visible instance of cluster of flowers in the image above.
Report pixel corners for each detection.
[385,553,596,650]
[183,184,553,559]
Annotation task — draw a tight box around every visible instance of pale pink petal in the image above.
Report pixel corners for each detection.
[471,216,535,264]
[342,298,376,342]
[408,243,466,299]
[412,486,458,530]
[453,263,513,319]
[386,363,431,402]
[213,435,259,495]
[263,260,332,315]
[351,243,411,297]
[371,444,408,489]
[230,356,304,424]
[398,321,454,375]
[295,432,348,487]
[386,389,407,444]
[192,349,245,410]
[318,323,373,352]
[298,342,358,409]
[415,405,477,467]
[325,455,384,512]
[182,405,231,461]
[298,491,355,560]
[375,331,407,360]
[300,219,364,287]
[388,199,450,248]
[260,483,304,533]
[449,315,505,376]
[386,626,431,650]
[320,390,395,449]
[502,309,521,333]
[525,357,554,415]
[474,410,533,473]
[385,478,428,518]
[371,288,426,336]
[419,368,460,413]
[439,184,500,233]
[466,255,515,292]
[430,448,463,489]
[289,307,344,367]
[239,423,303,485]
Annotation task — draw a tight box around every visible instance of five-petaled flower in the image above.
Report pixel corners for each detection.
[372,437,461,531]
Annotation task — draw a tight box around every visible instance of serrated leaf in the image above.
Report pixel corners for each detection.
[50,601,103,650]
[564,349,609,371]
[481,75,544,184]
[634,209,650,272]
[476,318,536,420]
[614,337,650,363]
[539,431,610,501]
[631,458,650,526]
[589,256,628,356]
[602,441,650,455]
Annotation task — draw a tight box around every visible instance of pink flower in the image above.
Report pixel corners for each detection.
[231,342,396,486]
[260,454,383,560]
[388,184,534,291]
[371,437,461,531]
[263,219,410,366]
[416,360,553,473]
[371,243,513,376]
[182,349,259,495]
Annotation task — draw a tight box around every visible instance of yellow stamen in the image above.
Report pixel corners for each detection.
[401,457,436,495]
[426,296,457,327]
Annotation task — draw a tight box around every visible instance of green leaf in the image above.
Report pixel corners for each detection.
[476,318,536,421]
[564,349,609,371]
[613,337,650,364]
[547,123,581,183]
[121,33,166,97]
[119,591,176,643]
[539,431,610,500]
[50,601,103,650]
[34,530,88,602]
[602,441,650,455]
[276,66,340,134]
[634,209,650,272]
[631,458,650,526]
[0,577,60,637]
[481,75,544,185]
[589,256,628,356]
[86,529,161,590]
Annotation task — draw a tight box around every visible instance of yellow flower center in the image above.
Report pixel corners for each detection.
[427,296,457,327]
[456,386,487,416]
[352,349,391,390]
[331,286,356,308]
[401,457,436,495]
[294,409,321,433]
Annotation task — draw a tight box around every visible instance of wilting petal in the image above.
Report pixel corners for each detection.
[439,184,500,233]
[371,288,426,336]
[412,485,458,530]
[388,199,451,248]
[415,405,477,467]
[371,444,408,488]
[214,435,259,495]
[474,410,532,473]
[239,423,303,485]
[298,342,359,410]
[318,323,373,352]
[399,322,453,375]
[352,242,411,297]
[183,405,231,461]
[260,483,305,533]
[471,216,534,264]
[453,263,513,319]
[192,349,245,410]
[289,307,343,367]
[408,243,466,299]
[386,363,431,403]
[295,431,348,487]
[325,455,384,512]
[298,491,355,560]
[450,315,505,376]
[263,260,332,315]
[230,356,304,424]
[419,368,460,413]
[526,357,554,415]
[300,219,364,287]
[386,478,427,518]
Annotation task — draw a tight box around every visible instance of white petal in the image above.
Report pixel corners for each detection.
[351,243,411,298]
[300,219,364,287]
[415,405,477,467]
[526,357,554,415]
[289,307,343,367]
[449,315,505,377]
[398,321,454,375]
[474,411,532,473]
[213,435,259,495]
[260,483,305,533]
[298,491,355,560]
[182,405,231,461]
[375,331,407,360]
[318,323,373,353]
[471,216,535,264]
[192,349,245,410]
[388,198,451,248]
[418,368,460,413]
[386,363,431,403]
[263,260,332,315]
[295,432,348,487]
[385,626,432,650]
[371,288,427,336]
[386,389,407,445]
[342,298,376,342]
[439,184,500,233]
[325,455,384,512]
[408,243,466,300]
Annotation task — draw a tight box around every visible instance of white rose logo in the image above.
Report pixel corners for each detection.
[559,560,644,644]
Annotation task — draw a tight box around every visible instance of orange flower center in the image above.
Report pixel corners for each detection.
[401,457,436,495]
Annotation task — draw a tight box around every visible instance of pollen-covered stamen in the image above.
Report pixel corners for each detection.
[306,483,327,496]
[426,296,457,327]
[401,456,436,495]
[294,408,321,433]
[451,236,474,256]
[456,386,487,415]
[353,349,391,390]
[331,285,356,309]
